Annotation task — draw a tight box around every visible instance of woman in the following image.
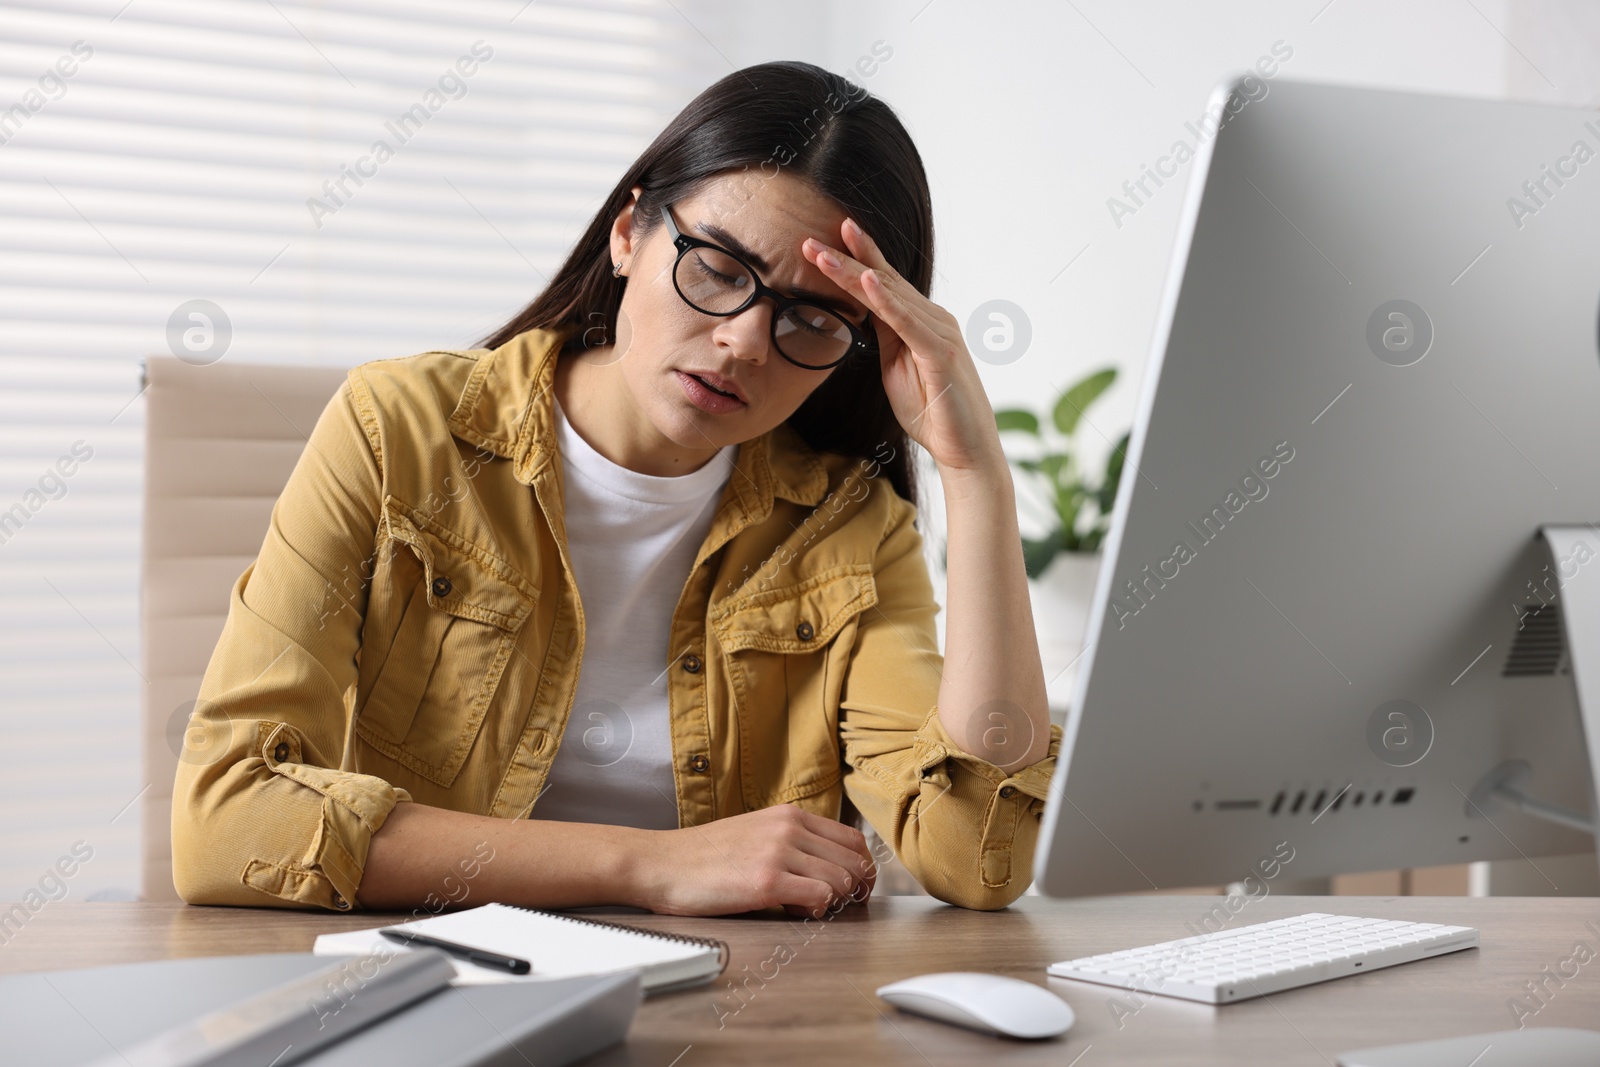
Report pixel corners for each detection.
[172,60,1060,918]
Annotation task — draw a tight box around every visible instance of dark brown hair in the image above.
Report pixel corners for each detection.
[474,60,933,508]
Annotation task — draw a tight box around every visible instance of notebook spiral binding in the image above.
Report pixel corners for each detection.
[501,904,731,976]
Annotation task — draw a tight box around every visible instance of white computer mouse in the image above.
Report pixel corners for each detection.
[875,971,1075,1040]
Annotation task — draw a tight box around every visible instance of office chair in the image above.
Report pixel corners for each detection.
[139,355,348,901]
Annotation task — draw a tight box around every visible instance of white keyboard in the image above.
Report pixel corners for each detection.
[1047,912,1478,1004]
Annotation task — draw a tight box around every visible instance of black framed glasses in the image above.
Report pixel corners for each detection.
[659,202,876,370]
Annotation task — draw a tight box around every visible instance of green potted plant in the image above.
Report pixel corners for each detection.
[993,367,1129,707]
[994,367,1129,578]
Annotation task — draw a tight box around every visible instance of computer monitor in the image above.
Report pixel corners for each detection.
[1035,76,1600,897]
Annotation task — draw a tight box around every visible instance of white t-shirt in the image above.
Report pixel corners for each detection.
[531,394,738,831]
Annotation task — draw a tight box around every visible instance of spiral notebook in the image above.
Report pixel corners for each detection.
[313,903,728,994]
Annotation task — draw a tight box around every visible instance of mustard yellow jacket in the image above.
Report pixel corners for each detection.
[171,327,1061,913]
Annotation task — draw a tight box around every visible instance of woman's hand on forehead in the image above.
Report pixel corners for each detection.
[801,217,1005,476]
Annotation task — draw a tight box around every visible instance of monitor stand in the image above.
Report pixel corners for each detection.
[1465,525,1600,877]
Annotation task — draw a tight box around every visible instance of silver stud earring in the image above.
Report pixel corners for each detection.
[612,261,623,277]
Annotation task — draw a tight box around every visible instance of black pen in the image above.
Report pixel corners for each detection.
[378,928,533,975]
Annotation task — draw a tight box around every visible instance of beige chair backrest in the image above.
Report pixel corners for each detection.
[140,355,349,901]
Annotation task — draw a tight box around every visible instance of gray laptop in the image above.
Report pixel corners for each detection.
[0,951,639,1067]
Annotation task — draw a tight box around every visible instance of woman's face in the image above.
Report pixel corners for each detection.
[601,171,872,457]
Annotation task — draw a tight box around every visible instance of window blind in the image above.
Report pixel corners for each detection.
[0,0,732,901]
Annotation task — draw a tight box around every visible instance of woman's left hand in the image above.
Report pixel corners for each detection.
[803,220,1003,476]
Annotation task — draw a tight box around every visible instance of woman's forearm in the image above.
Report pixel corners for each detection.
[357,801,653,911]
[357,799,877,917]
[935,459,1052,770]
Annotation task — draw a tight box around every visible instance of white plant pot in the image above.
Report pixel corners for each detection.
[1030,551,1102,711]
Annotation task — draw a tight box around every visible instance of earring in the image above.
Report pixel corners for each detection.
[612,261,623,277]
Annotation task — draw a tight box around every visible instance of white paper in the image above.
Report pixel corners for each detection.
[311,903,717,989]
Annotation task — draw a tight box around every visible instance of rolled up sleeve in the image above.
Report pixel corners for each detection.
[171,374,410,911]
[838,494,1061,911]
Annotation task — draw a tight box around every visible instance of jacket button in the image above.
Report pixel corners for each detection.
[273,741,291,761]
[795,620,815,641]
[682,654,702,674]
[332,892,350,910]
[431,576,453,598]
[688,754,710,773]
[999,785,1018,799]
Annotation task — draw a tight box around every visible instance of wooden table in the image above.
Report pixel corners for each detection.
[3,895,1597,1065]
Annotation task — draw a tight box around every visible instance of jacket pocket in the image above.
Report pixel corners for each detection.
[711,564,877,808]
[356,497,535,788]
